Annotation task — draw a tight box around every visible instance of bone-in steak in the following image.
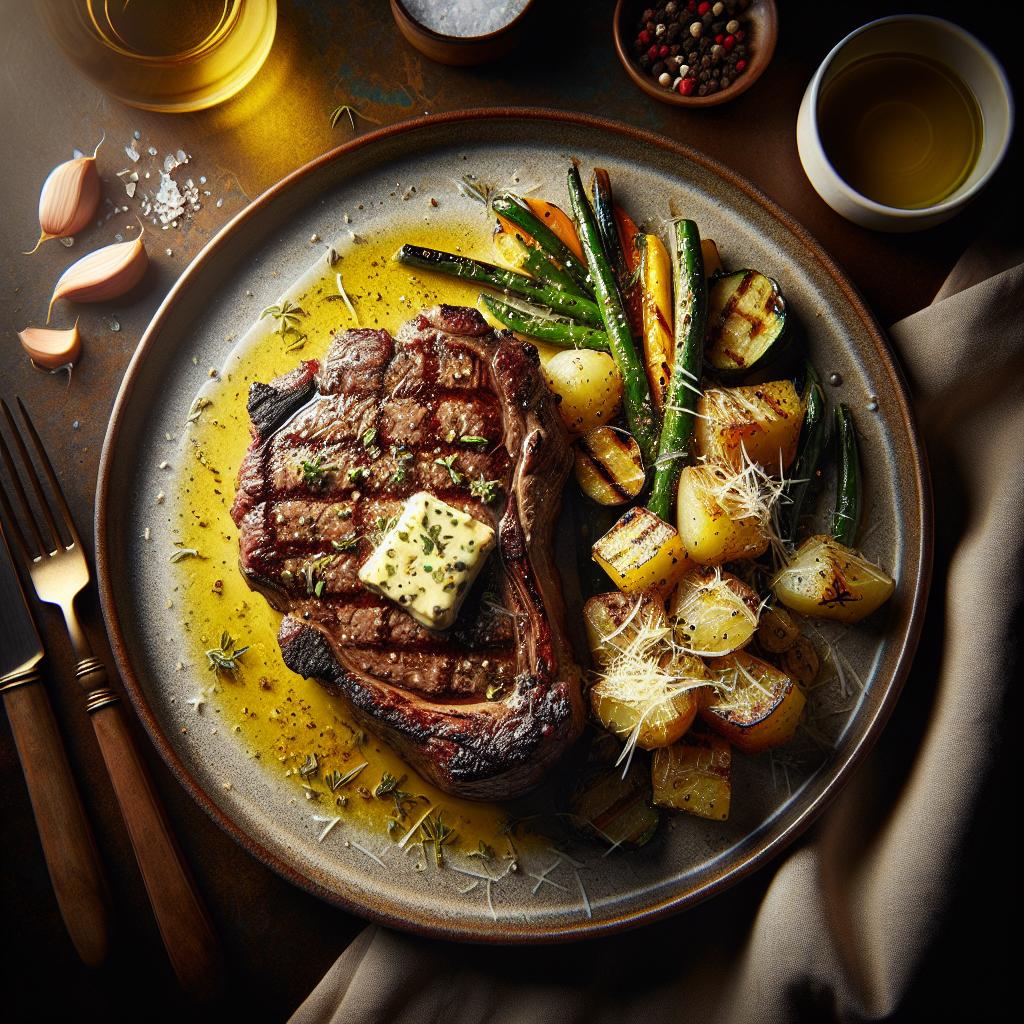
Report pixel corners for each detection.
[231,305,584,799]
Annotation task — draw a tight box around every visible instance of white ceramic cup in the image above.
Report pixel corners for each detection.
[797,15,1014,232]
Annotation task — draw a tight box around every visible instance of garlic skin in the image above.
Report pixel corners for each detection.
[26,137,103,254]
[48,234,148,322]
[19,322,83,369]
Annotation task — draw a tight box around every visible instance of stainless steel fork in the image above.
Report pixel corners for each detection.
[0,397,222,1000]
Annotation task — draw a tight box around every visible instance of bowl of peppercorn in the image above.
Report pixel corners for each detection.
[614,0,777,106]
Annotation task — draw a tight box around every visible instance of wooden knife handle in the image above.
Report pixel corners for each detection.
[2,668,110,967]
[79,657,223,1001]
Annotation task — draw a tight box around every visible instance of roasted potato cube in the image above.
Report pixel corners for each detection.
[651,731,732,820]
[543,350,623,435]
[702,650,805,754]
[756,605,801,653]
[569,762,660,848]
[591,681,702,751]
[669,566,760,656]
[781,635,820,687]
[676,464,769,566]
[694,381,803,472]
[583,590,666,670]
[594,506,692,594]
[771,534,895,623]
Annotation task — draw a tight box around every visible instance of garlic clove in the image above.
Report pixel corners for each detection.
[25,136,104,255]
[19,321,83,369]
[47,233,148,322]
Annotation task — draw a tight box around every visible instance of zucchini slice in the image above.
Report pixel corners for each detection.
[705,270,787,376]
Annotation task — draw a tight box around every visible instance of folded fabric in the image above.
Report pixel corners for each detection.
[290,241,1024,1024]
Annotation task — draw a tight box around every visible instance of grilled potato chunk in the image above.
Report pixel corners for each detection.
[694,381,803,472]
[676,464,769,566]
[702,651,805,754]
[651,731,732,820]
[594,506,692,594]
[771,534,895,623]
[544,350,623,435]
[669,567,760,656]
[583,590,665,670]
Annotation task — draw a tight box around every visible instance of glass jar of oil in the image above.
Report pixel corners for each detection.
[818,52,983,210]
[36,0,277,113]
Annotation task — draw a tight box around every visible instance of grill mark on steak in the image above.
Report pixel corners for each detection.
[231,305,583,799]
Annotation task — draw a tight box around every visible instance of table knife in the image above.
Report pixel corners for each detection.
[0,523,110,966]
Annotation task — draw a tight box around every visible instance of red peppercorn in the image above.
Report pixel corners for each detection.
[735,29,745,41]
[715,33,724,44]
[735,59,747,72]
[697,2,710,15]
[638,30,652,45]
[647,45,660,60]
[724,34,735,50]
[658,44,669,57]
[678,77,696,96]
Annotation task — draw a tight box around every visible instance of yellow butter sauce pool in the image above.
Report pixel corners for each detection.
[170,219,539,860]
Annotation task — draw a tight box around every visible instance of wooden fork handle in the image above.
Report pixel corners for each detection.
[1,666,110,967]
[79,657,223,1001]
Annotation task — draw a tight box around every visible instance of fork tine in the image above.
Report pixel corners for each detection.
[15,397,82,550]
[0,416,49,559]
[0,399,66,555]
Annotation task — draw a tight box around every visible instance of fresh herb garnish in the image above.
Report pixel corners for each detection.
[467,840,496,862]
[419,523,445,556]
[459,435,488,446]
[420,811,458,867]
[347,465,370,485]
[299,454,337,486]
[331,533,360,553]
[299,753,319,778]
[205,631,249,675]
[434,453,464,485]
[325,761,367,791]
[389,448,414,485]
[302,554,335,596]
[259,299,305,331]
[361,427,378,448]
[470,475,503,504]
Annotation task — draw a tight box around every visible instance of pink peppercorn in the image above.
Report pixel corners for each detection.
[724,34,735,50]
[647,45,659,60]
[697,2,710,14]
[638,30,651,45]
[735,59,747,72]
[678,77,696,96]
[715,33,724,44]
[735,29,745,41]
[658,44,669,58]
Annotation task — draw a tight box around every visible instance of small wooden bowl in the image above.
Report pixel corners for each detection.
[390,0,535,67]
[613,0,777,108]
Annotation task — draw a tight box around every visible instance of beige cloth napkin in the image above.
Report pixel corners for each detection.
[290,242,1024,1024]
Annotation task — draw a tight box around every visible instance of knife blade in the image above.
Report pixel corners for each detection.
[0,520,110,965]
[0,523,43,684]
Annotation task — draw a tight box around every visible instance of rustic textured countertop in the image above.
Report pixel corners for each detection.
[0,1,1018,1019]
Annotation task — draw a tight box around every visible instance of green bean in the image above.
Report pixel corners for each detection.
[480,294,610,351]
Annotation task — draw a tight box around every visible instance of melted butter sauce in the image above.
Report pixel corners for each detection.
[171,218,544,859]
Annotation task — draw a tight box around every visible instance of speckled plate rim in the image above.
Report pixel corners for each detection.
[95,108,933,945]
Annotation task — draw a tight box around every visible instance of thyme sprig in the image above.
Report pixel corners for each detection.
[470,475,502,504]
[299,454,337,486]
[420,811,458,867]
[434,453,464,485]
[205,631,249,675]
[325,761,368,792]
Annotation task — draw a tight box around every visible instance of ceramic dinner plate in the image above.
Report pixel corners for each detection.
[96,110,931,942]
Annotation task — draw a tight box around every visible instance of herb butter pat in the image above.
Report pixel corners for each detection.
[357,491,496,630]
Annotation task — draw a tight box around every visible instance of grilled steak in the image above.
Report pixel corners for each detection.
[231,305,584,799]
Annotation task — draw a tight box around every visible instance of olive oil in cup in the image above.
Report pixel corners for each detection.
[797,16,1013,231]
[819,53,983,210]
[37,0,277,113]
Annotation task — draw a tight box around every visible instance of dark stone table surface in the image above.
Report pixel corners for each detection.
[1,1,1018,1020]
